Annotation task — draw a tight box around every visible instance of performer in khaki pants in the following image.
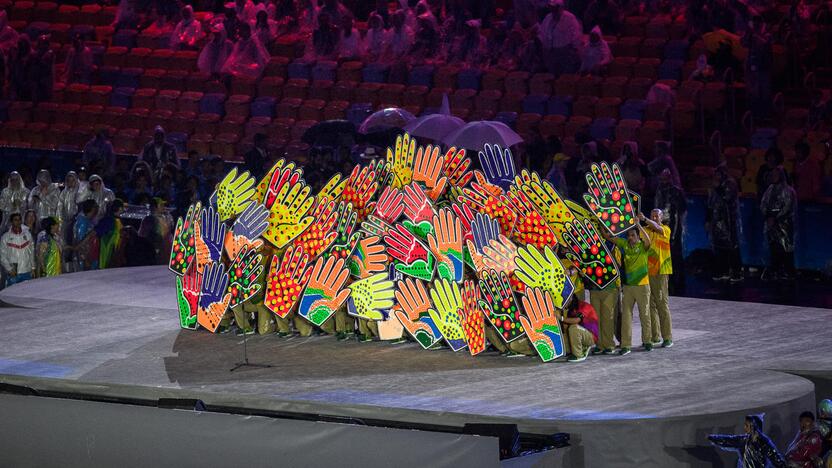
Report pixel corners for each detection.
[604,221,653,355]
[561,296,600,362]
[641,210,674,348]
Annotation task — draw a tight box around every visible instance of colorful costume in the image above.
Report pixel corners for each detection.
[785,426,823,468]
[73,213,98,270]
[709,423,787,468]
[95,214,122,269]
[36,231,61,277]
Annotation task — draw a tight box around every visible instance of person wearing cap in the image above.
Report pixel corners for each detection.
[538,0,583,76]
[640,210,673,348]
[141,126,180,171]
[708,415,786,468]
[579,26,612,75]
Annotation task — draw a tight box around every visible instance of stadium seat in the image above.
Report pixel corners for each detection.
[230,76,257,96]
[458,68,482,91]
[299,99,325,121]
[251,96,277,118]
[547,95,573,117]
[408,65,435,87]
[226,95,252,118]
[284,78,310,100]
[312,61,337,82]
[309,79,333,101]
[530,73,555,96]
[494,111,517,129]
[337,61,363,82]
[505,71,530,94]
[363,63,389,83]
[199,93,227,116]
[276,97,303,120]
[323,100,349,120]
[482,69,507,91]
[523,95,549,115]
[346,103,373,126]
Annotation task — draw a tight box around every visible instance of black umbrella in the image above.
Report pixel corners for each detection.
[301,120,357,147]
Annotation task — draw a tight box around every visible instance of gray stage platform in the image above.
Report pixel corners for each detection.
[1,266,830,467]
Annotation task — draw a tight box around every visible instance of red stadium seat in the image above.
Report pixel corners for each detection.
[355,82,382,105]
[602,76,629,98]
[332,81,357,102]
[337,61,363,83]
[169,111,198,135]
[540,115,567,138]
[323,100,349,120]
[283,78,310,100]
[155,90,182,112]
[258,76,285,99]
[133,88,158,111]
[481,69,507,91]
[505,71,530,94]
[379,84,406,106]
[403,85,428,108]
[276,97,303,120]
[529,73,555,96]
[225,94,252,118]
[475,89,502,113]
[178,91,204,113]
[309,80,333,101]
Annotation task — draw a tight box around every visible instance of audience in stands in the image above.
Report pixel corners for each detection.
[221,22,268,79]
[62,34,94,85]
[171,5,205,51]
[141,127,180,171]
[198,24,233,76]
[83,130,115,177]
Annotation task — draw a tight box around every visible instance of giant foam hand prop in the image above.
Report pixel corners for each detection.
[176,263,201,330]
[342,164,379,222]
[477,269,525,343]
[195,205,226,275]
[384,223,435,281]
[428,279,467,352]
[514,245,574,309]
[299,256,351,326]
[264,246,311,318]
[583,162,637,235]
[563,220,619,290]
[459,182,516,237]
[458,280,485,356]
[346,272,395,321]
[387,132,416,188]
[224,202,268,260]
[262,178,315,248]
[426,208,464,282]
[211,168,256,221]
[225,245,264,308]
[169,202,200,275]
[412,144,448,201]
[291,197,338,259]
[478,143,516,191]
[394,278,443,349]
[519,287,566,363]
[197,261,231,333]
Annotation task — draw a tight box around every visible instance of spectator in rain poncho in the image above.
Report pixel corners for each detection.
[447,19,487,66]
[618,142,648,195]
[230,0,258,24]
[28,170,61,225]
[337,13,362,60]
[319,0,351,26]
[364,12,390,61]
[1,213,35,286]
[648,141,682,191]
[113,0,139,30]
[410,14,442,64]
[83,175,115,223]
[708,414,787,468]
[297,0,320,33]
[386,10,414,62]
[647,82,676,107]
[760,167,797,280]
[170,5,205,50]
[222,23,268,80]
[0,11,19,54]
[0,171,29,229]
[252,10,278,51]
[198,24,233,76]
[62,34,94,84]
[654,168,687,293]
[705,163,742,282]
[59,171,84,269]
[579,26,612,74]
[538,0,583,75]
[83,129,115,176]
[310,12,339,60]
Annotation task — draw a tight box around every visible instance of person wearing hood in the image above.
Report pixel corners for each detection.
[579,26,612,74]
[538,0,583,75]
[337,12,362,60]
[706,163,742,282]
[448,19,487,66]
[28,170,61,225]
[364,12,390,61]
[83,175,115,223]
[83,129,115,176]
[0,171,29,230]
[760,167,797,281]
[171,5,205,50]
[62,33,93,84]
[221,22,269,79]
[141,126,180,171]
[785,411,824,468]
[59,171,84,271]
[198,24,233,76]
[1,212,35,286]
[410,13,441,63]
[385,10,414,62]
[708,414,787,468]
[252,10,278,50]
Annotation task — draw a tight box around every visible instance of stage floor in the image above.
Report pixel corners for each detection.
[1,266,830,466]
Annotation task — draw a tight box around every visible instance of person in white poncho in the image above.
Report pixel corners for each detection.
[579,26,612,74]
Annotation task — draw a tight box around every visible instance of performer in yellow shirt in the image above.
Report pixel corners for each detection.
[641,210,673,348]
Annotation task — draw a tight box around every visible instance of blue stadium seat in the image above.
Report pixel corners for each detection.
[457,68,482,91]
[110,87,135,108]
[199,93,227,116]
[620,99,647,121]
[523,95,549,115]
[547,95,573,117]
[362,63,389,84]
[589,117,616,141]
[409,65,435,87]
[495,111,518,129]
[251,97,276,118]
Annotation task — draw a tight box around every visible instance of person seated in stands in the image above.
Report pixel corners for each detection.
[1,213,35,287]
[112,0,139,30]
[689,54,715,82]
[232,0,259,24]
[410,14,442,64]
[8,36,32,101]
[36,217,62,278]
[648,141,681,191]
[170,5,205,50]
[561,296,600,362]
[141,126,180,171]
[320,0,351,26]
[198,23,233,77]
[62,34,94,85]
[538,0,583,76]
[252,10,278,51]
[785,411,824,468]
[309,11,339,60]
[447,19,487,66]
[579,26,612,75]
[364,12,390,62]
[337,13,362,60]
[142,5,175,35]
[708,415,787,468]
[0,11,19,54]
[385,10,414,62]
[222,22,269,80]
[28,35,54,104]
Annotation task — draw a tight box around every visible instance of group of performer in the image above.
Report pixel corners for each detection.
[170,134,676,363]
